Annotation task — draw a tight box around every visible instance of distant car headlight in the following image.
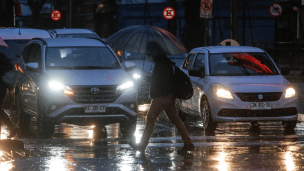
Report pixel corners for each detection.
[133,73,141,80]
[212,83,234,99]
[117,81,134,91]
[285,87,296,98]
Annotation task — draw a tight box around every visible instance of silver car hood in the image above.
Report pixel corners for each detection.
[207,75,288,93]
[45,69,131,86]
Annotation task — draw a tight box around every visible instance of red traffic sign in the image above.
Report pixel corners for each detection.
[163,7,175,20]
[201,0,212,11]
[51,10,61,21]
[269,3,283,17]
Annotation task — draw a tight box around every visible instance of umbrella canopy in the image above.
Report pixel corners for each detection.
[105,25,186,55]
[0,37,8,48]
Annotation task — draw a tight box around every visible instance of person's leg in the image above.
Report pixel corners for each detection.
[0,88,18,138]
[164,94,194,151]
[139,97,167,147]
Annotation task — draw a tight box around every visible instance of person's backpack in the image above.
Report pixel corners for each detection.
[172,66,193,100]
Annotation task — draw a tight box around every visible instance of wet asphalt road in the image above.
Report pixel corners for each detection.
[1,82,304,170]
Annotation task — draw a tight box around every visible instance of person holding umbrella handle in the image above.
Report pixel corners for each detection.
[129,41,195,153]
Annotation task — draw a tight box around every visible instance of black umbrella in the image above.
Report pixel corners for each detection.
[105,25,187,55]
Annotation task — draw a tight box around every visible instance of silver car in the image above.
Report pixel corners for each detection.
[15,38,138,138]
[177,46,298,131]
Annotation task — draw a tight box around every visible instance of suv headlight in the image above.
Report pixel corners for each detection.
[49,81,74,95]
[212,83,234,99]
[285,87,296,98]
[117,81,134,91]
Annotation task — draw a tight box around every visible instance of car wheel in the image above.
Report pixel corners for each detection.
[175,99,187,122]
[282,121,297,130]
[200,96,217,131]
[38,103,55,138]
[120,117,137,138]
[15,92,31,137]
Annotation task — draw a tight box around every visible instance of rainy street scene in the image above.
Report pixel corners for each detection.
[2,0,304,170]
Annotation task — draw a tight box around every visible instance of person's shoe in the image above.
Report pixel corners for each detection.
[129,141,146,153]
[177,143,195,153]
[7,126,19,139]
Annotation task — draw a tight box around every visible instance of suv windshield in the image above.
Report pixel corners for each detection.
[209,53,279,76]
[56,34,98,38]
[0,40,30,61]
[46,47,121,70]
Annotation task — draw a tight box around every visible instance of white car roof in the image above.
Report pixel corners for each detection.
[52,29,94,34]
[43,38,106,47]
[191,46,265,54]
[0,28,51,40]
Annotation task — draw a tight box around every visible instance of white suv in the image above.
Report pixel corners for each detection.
[177,46,298,131]
[15,38,138,138]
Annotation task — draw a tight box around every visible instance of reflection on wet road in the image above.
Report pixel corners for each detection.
[1,112,304,170]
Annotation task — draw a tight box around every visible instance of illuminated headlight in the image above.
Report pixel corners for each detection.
[49,81,65,90]
[117,81,134,91]
[212,84,234,99]
[133,73,141,80]
[285,87,296,98]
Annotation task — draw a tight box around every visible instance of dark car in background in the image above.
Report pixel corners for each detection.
[47,28,100,39]
[0,27,51,110]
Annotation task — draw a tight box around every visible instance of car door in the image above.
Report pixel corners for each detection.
[180,53,196,112]
[21,43,42,114]
[187,53,206,114]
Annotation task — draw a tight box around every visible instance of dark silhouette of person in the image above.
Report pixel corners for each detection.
[0,52,18,138]
[129,41,195,153]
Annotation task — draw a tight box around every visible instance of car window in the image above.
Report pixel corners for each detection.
[209,53,279,76]
[0,40,30,61]
[193,53,205,69]
[22,44,32,63]
[26,44,41,63]
[46,47,121,70]
[182,53,196,70]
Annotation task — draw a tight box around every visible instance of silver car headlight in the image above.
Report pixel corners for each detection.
[133,73,141,80]
[285,87,296,98]
[212,83,234,99]
[117,81,134,91]
[49,81,74,95]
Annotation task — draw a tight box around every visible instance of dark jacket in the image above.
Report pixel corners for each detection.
[145,55,174,99]
[0,52,13,92]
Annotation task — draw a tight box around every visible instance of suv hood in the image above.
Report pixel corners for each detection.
[45,69,131,86]
[207,75,288,93]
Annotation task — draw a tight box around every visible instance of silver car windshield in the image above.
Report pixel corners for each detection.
[209,53,279,76]
[46,47,121,70]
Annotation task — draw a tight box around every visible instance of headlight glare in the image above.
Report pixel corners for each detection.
[285,87,296,98]
[213,84,234,99]
[117,81,134,91]
[49,81,65,90]
[133,73,141,80]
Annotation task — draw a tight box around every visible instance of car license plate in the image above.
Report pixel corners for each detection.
[250,102,271,110]
[84,105,106,113]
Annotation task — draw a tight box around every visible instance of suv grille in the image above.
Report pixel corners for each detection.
[235,92,282,102]
[68,85,121,103]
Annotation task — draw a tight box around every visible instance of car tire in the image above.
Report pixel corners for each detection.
[15,92,31,137]
[175,99,187,122]
[201,96,217,131]
[282,121,297,130]
[120,117,137,138]
[38,103,55,138]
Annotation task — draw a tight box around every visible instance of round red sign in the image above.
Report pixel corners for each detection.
[269,3,283,17]
[51,10,61,21]
[163,7,175,20]
[201,0,212,11]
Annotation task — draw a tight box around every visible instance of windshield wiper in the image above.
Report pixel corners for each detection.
[71,66,115,69]
[48,66,74,70]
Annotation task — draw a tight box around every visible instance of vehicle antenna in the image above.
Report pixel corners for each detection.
[19,27,21,35]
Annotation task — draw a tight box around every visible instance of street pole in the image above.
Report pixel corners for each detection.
[168,0,177,36]
[231,0,238,41]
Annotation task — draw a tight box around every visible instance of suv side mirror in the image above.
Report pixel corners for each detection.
[280,66,290,75]
[188,68,205,78]
[124,62,137,71]
[25,62,38,72]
